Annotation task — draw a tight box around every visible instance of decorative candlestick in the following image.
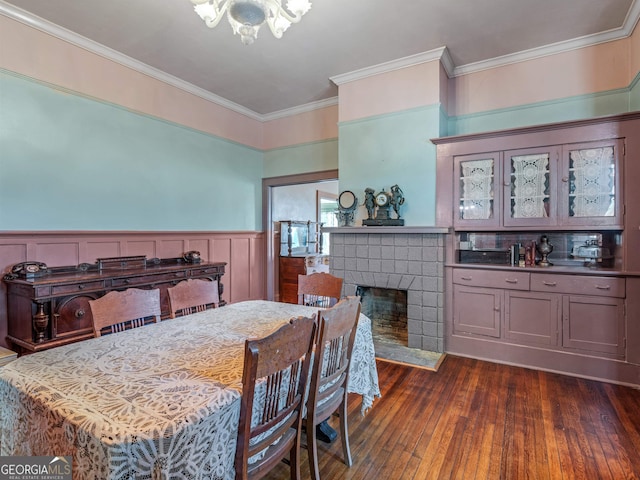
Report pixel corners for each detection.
[536,235,553,267]
[32,302,48,343]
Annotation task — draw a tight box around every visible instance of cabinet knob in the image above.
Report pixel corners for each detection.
[461,276,472,281]
[561,176,569,182]
[124,279,131,284]
[595,285,611,290]
[503,181,510,187]
[505,279,518,284]
[78,284,85,290]
[542,281,557,286]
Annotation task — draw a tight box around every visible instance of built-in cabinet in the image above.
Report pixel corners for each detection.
[434,112,640,386]
[453,139,623,230]
[453,268,625,358]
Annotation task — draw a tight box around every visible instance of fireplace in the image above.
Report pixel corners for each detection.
[327,228,446,353]
[357,286,408,346]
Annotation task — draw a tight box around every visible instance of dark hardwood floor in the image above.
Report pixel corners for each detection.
[264,355,640,480]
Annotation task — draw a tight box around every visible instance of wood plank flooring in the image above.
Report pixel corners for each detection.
[263,355,640,480]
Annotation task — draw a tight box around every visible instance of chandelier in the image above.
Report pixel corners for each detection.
[190,0,312,45]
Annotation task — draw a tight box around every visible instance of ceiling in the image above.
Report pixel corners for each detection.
[1,0,638,120]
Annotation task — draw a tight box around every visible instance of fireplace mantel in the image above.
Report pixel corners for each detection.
[324,226,450,234]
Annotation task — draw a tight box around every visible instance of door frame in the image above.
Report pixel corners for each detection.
[262,170,338,300]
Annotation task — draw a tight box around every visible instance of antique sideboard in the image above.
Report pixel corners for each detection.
[3,255,226,354]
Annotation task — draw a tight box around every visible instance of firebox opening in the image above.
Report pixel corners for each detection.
[356,286,408,347]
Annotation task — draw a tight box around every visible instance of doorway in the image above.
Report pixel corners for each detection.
[262,170,338,301]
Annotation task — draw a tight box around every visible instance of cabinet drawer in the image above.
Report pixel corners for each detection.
[190,266,223,277]
[51,280,105,295]
[531,274,625,298]
[452,269,529,290]
[112,271,186,288]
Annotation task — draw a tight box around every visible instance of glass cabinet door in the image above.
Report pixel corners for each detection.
[453,152,501,228]
[561,139,623,227]
[503,146,560,227]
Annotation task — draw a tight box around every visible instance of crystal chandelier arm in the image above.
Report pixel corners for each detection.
[191,0,231,29]
[270,0,311,24]
[264,0,311,38]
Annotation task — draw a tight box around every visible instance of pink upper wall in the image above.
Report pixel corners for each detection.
[632,21,640,79]
[0,15,264,149]
[262,105,338,150]
[439,63,449,115]
[449,38,632,117]
[337,61,442,123]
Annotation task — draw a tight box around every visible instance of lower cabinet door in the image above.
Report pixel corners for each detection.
[562,295,625,356]
[453,284,501,338]
[505,291,560,346]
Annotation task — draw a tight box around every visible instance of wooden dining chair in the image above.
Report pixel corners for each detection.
[167,278,220,318]
[234,315,317,480]
[88,288,161,338]
[305,296,361,480]
[297,272,343,308]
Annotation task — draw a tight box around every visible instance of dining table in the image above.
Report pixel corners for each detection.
[0,300,380,479]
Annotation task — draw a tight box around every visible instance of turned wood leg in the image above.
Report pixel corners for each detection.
[307,417,321,480]
[339,402,352,466]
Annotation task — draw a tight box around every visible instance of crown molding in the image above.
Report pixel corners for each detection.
[453,0,640,77]
[261,96,339,121]
[330,47,449,86]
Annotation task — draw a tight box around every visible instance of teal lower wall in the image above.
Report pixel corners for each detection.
[0,71,264,231]
[338,106,441,226]
[4,69,639,233]
[263,139,338,178]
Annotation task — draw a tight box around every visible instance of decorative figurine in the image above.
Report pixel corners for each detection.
[364,188,376,219]
[390,184,405,219]
[362,185,405,226]
[537,234,553,266]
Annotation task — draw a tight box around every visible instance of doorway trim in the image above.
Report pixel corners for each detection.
[262,169,339,300]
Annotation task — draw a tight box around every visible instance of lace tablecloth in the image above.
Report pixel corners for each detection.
[0,300,380,479]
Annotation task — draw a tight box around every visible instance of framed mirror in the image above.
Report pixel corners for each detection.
[339,191,357,210]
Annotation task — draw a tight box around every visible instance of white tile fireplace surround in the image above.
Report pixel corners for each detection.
[326,227,448,353]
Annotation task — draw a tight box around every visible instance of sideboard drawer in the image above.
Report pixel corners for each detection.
[190,266,224,276]
[452,268,530,290]
[51,281,105,295]
[531,274,625,298]
[111,271,186,288]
